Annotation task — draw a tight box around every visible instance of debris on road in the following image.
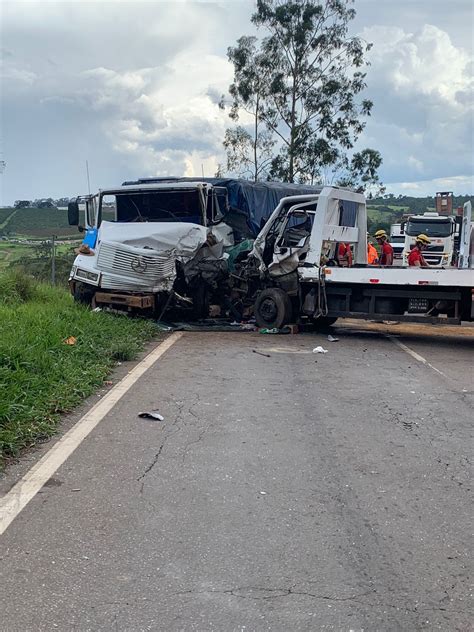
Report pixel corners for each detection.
[259,326,291,335]
[252,349,271,358]
[138,410,165,421]
[312,346,328,354]
[327,334,339,342]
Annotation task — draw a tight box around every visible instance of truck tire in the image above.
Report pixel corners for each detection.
[313,316,338,329]
[73,282,94,306]
[254,288,292,329]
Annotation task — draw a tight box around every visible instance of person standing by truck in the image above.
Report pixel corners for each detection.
[367,233,379,264]
[374,229,394,266]
[408,234,431,267]
[337,242,353,267]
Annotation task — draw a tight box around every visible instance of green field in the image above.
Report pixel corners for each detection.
[0,270,158,467]
[0,207,85,238]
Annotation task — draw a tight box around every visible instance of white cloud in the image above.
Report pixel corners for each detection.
[387,175,474,197]
[1,0,472,203]
[359,23,473,185]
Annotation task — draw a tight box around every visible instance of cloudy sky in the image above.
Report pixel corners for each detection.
[1,0,473,204]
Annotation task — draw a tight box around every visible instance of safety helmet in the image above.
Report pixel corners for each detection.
[374,229,387,239]
[416,233,431,245]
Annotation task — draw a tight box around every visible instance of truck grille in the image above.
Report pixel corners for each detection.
[97,242,176,281]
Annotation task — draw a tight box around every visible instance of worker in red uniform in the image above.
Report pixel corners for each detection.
[367,233,378,264]
[337,242,353,267]
[374,229,394,266]
[408,233,431,267]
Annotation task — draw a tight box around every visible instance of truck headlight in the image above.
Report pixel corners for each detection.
[75,268,99,283]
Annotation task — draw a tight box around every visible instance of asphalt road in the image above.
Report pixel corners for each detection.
[1,323,473,631]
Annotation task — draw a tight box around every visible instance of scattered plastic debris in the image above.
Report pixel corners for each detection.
[327,334,339,342]
[260,326,291,334]
[312,346,328,354]
[92,307,102,313]
[104,380,113,386]
[63,336,77,346]
[241,323,257,331]
[259,491,267,495]
[252,349,271,358]
[138,410,164,421]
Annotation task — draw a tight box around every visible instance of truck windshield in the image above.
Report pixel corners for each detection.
[99,190,205,225]
[406,219,451,237]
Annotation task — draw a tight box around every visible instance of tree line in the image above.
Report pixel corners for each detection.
[13,198,71,209]
[219,0,383,193]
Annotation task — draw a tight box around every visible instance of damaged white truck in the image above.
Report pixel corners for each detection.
[67,177,322,318]
[68,180,473,328]
[243,189,474,328]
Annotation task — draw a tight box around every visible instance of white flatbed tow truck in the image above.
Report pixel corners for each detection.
[248,188,474,328]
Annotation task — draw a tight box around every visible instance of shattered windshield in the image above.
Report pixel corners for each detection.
[100,190,205,225]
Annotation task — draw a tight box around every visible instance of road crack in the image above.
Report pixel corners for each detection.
[174,585,376,602]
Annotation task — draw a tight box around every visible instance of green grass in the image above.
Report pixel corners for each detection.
[0,271,158,466]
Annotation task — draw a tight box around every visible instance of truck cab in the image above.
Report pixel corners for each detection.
[68,181,232,314]
[402,212,456,267]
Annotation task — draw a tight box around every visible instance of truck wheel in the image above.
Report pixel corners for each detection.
[73,282,94,306]
[254,288,292,329]
[313,316,338,329]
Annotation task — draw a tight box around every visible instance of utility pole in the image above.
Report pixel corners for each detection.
[51,235,56,285]
[86,160,91,196]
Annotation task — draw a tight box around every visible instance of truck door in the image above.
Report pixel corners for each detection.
[269,207,315,276]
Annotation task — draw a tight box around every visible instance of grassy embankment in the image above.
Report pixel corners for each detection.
[0,271,157,468]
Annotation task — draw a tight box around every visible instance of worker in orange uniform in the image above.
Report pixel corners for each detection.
[337,242,353,267]
[367,233,378,264]
[374,229,394,266]
[408,234,431,267]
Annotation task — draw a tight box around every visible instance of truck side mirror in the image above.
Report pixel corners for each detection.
[68,200,80,226]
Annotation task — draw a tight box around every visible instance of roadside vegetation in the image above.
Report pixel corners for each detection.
[0,270,157,468]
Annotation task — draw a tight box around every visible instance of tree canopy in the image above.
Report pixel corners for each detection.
[223,0,382,192]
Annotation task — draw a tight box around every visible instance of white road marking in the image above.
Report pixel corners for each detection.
[386,335,445,377]
[0,332,183,536]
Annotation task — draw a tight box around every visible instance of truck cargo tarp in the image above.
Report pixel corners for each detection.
[122,177,328,238]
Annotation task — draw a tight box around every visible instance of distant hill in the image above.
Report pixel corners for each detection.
[366,194,473,235]
[0,207,85,238]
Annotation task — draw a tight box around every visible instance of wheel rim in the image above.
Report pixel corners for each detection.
[260,297,278,323]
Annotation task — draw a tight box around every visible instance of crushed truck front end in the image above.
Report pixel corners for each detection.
[68,182,231,315]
